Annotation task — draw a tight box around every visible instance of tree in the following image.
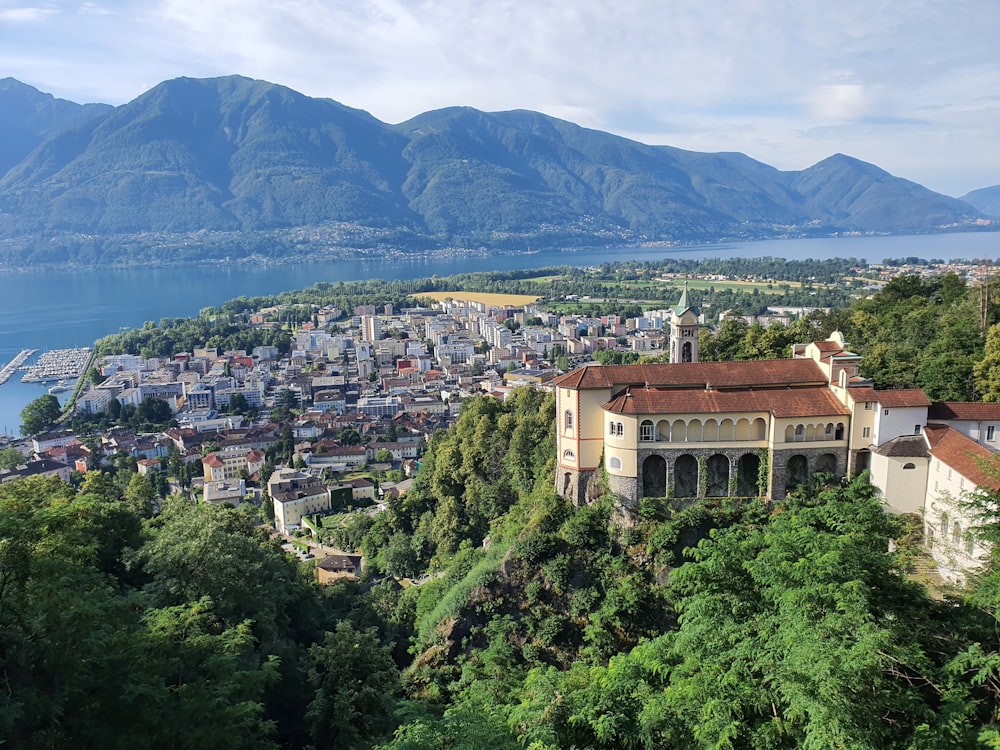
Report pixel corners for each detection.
[304,621,400,750]
[137,599,280,750]
[137,396,172,425]
[227,392,251,415]
[125,472,158,518]
[106,396,123,421]
[338,428,363,446]
[375,448,394,463]
[379,532,421,578]
[975,323,1000,401]
[20,393,62,435]
[0,446,26,469]
[131,499,316,644]
[663,476,956,748]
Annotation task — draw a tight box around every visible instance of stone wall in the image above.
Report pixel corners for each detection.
[556,467,595,507]
[633,446,766,503]
[769,446,849,501]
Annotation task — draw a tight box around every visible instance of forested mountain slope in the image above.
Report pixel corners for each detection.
[0,76,988,266]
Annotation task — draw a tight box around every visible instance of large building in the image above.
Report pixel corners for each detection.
[554,332,862,508]
[553,319,1000,583]
[268,468,331,535]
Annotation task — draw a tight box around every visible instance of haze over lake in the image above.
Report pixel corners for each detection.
[1,232,997,435]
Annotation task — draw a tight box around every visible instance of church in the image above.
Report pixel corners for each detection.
[553,289,1000,583]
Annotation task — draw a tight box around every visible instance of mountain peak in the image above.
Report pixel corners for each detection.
[0,74,991,266]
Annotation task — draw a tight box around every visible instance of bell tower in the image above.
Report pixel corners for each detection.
[670,283,700,364]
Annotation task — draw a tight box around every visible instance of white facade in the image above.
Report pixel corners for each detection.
[873,405,927,446]
[269,468,331,535]
[924,451,992,583]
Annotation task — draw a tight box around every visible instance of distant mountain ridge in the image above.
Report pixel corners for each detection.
[0,75,991,267]
[0,77,112,179]
[962,186,1000,218]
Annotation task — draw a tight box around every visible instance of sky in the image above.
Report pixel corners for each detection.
[1,0,998,197]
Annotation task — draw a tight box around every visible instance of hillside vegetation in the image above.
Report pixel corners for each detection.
[0,76,990,267]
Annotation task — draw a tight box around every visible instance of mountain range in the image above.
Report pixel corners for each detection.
[0,75,993,267]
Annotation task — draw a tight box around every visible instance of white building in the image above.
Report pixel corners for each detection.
[268,468,331,535]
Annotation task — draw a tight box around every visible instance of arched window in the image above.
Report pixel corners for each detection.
[940,513,949,537]
[640,420,654,441]
[608,421,616,436]
[966,532,975,556]
[564,410,573,431]
[794,424,804,441]
[902,462,916,470]
[953,521,962,545]
[563,449,576,461]
[608,456,622,470]
[616,422,625,437]
[824,423,834,439]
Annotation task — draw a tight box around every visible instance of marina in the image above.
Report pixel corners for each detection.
[21,347,92,384]
[0,349,38,385]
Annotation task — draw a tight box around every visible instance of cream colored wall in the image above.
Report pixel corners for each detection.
[870,453,928,514]
[274,492,330,535]
[803,342,833,381]
[602,410,771,480]
[770,416,849,448]
[604,413,638,476]
[639,411,770,445]
[556,386,611,474]
[847,398,876,452]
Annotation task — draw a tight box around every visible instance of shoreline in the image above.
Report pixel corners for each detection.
[2,226,997,274]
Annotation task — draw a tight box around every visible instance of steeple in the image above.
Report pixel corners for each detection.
[670,283,700,364]
[674,281,698,316]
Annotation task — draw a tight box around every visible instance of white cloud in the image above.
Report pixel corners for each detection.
[1,0,999,194]
[79,3,111,15]
[0,6,57,23]
[808,83,873,123]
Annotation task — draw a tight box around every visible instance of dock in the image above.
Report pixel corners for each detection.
[21,347,92,383]
[0,349,37,385]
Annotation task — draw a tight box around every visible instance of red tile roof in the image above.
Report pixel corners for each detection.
[875,389,931,408]
[924,424,1000,491]
[846,387,879,404]
[603,384,850,419]
[928,402,1000,421]
[553,358,827,392]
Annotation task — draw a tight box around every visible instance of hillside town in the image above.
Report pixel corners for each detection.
[0,294,689,573]
[3,275,1000,588]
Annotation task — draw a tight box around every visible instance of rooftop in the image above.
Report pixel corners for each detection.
[603,384,850,419]
[924,424,1000,491]
[554,358,827,392]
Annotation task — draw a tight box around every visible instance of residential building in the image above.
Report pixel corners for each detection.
[268,468,331,535]
[0,457,73,484]
[316,554,363,584]
[204,479,247,506]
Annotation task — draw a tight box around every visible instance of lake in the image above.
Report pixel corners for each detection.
[1,232,997,436]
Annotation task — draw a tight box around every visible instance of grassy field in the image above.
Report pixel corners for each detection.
[418,291,541,306]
